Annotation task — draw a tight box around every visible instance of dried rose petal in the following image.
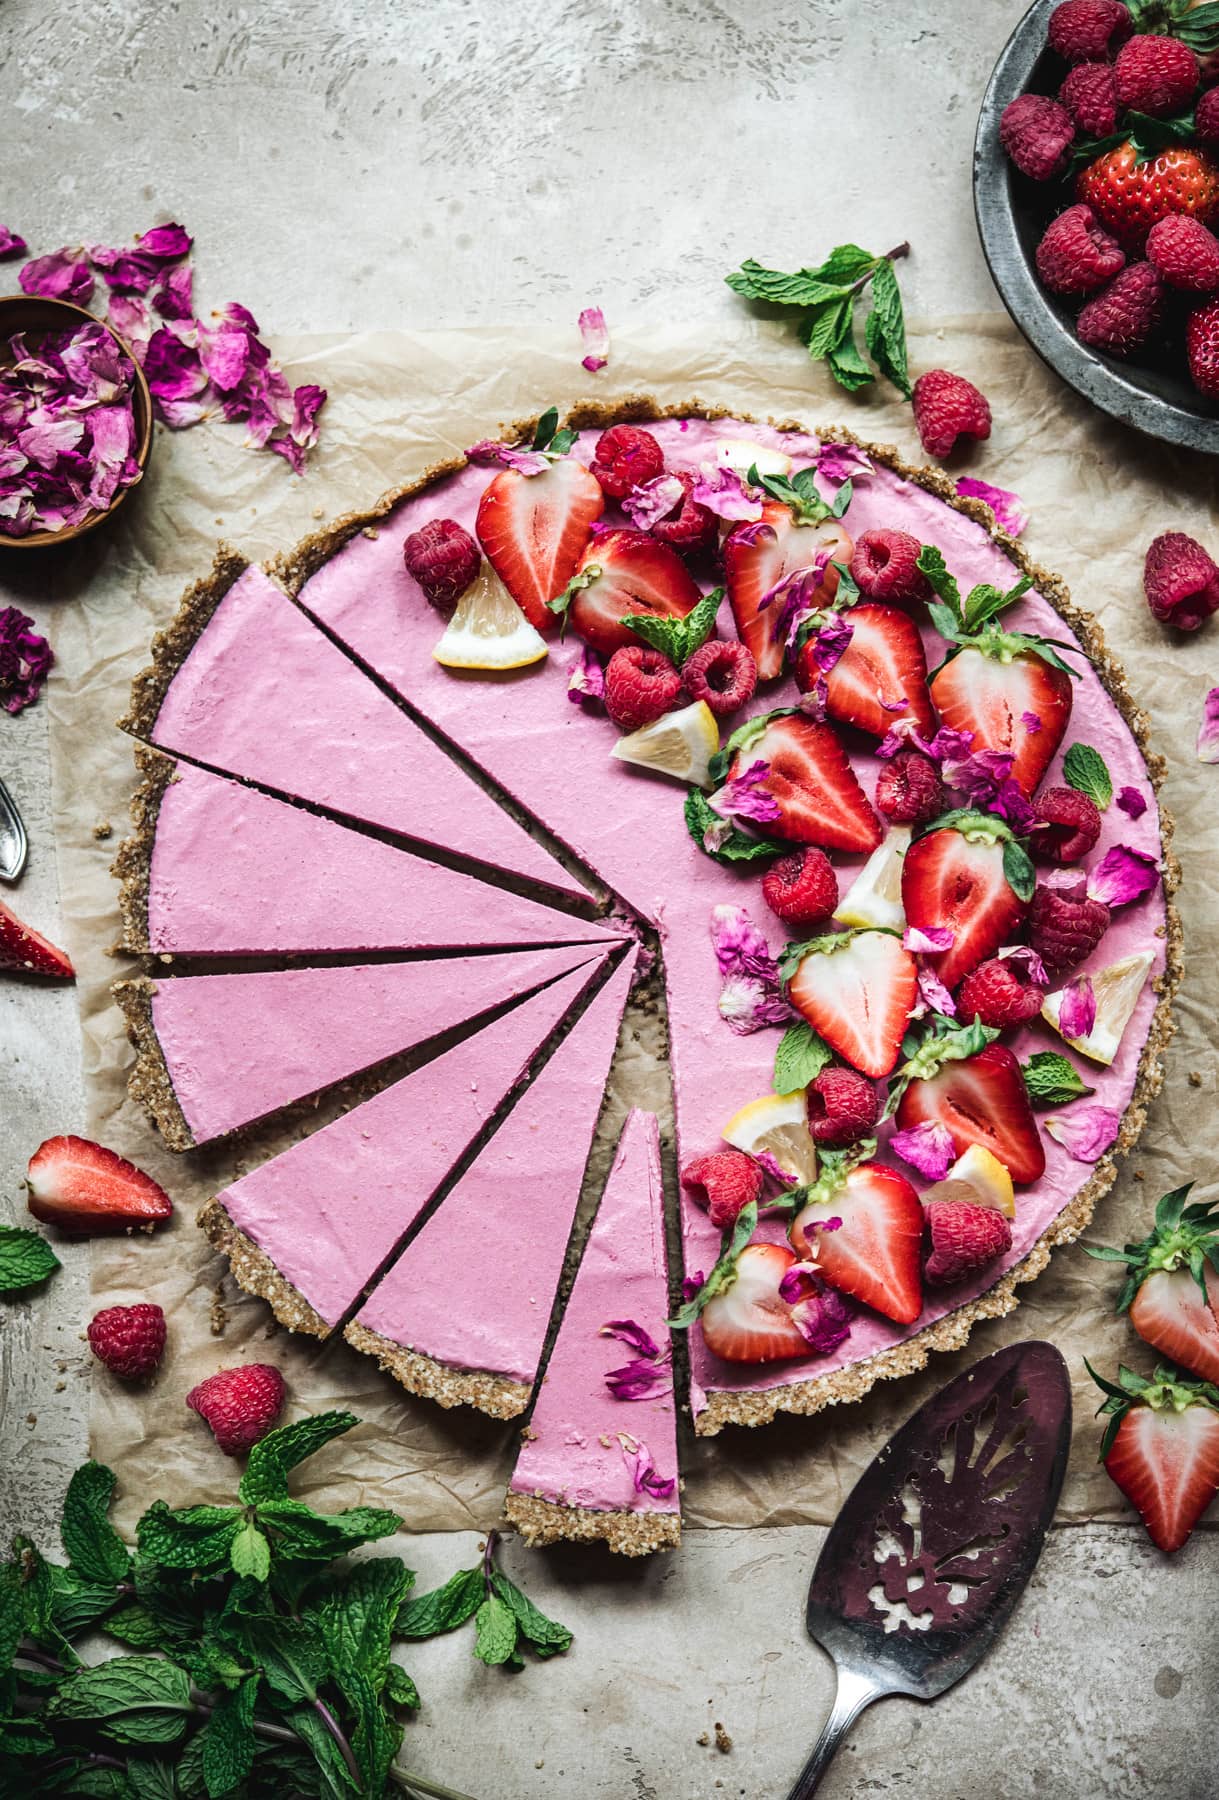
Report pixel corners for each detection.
[904,925,955,953]
[1198,687,1219,764]
[778,1262,853,1353]
[710,903,792,1035]
[19,248,93,308]
[955,476,1029,537]
[466,439,549,475]
[0,226,27,259]
[1045,1105,1121,1163]
[1085,845,1159,908]
[1058,973,1097,1041]
[889,1120,956,1181]
[605,1358,674,1401]
[816,441,873,483]
[998,943,1049,985]
[1115,786,1148,821]
[0,607,54,713]
[567,642,606,707]
[601,1318,662,1358]
[916,967,957,1018]
[617,1432,676,1500]
[709,761,782,830]
[578,306,609,372]
[691,464,764,521]
[622,473,685,532]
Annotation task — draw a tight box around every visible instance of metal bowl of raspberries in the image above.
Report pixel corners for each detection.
[975,0,1219,453]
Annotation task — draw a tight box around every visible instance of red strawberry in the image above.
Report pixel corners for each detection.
[0,899,74,979]
[723,503,852,683]
[1085,1184,1219,1385]
[901,819,1029,989]
[1090,1363,1219,1553]
[799,602,937,741]
[923,1200,1013,1286]
[476,457,604,631]
[727,713,882,854]
[699,1242,811,1364]
[557,528,702,659]
[1076,142,1219,254]
[791,1162,924,1325]
[187,1363,286,1456]
[895,1043,1047,1184]
[929,644,1073,794]
[27,1135,173,1234]
[785,929,918,1079]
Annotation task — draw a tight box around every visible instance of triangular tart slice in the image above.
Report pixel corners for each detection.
[115,753,616,959]
[201,953,608,1334]
[116,945,615,1152]
[119,559,586,902]
[504,1108,680,1556]
[347,948,638,1418]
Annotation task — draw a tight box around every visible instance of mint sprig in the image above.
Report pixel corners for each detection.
[0,1223,59,1296]
[726,242,913,398]
[1022,1051,1095,1108]
[773,1020,833,1093]
[623,586,724,666]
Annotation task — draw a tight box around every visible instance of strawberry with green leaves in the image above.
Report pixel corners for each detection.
[781,928,918,1079]
[723,466,853,682]
[475,409,604,631]
[668,1203,844,1365]
[788,1144,925,1325]
[713,708,882,854]
[1088,1362,1219,1553]
[798,599,938,741]
[919,546,1078,794]
[549,527,703,658]
[1086,1184,1219,1384]
[892,1016,1047,1185]
[902,807,1035,989]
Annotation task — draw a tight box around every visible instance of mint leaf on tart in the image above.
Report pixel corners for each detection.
[773,1020,834,1093]
[624,586,724,666]
[726,242,912,397]
[684,788,786,865]
[1022,1050,1095,1107]
[1063,742,1114,811]
[0,1224,59,1296]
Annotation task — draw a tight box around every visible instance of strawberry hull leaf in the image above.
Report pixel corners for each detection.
[668,1201,759,1328]
[1002,839,1036,904]
[685,789,786,865]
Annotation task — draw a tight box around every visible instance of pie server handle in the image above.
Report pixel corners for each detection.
[784,1665,882,1800]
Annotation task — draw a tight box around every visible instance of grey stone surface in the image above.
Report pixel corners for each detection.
[0,2,1215,1795]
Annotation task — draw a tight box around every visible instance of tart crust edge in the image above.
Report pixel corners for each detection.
[198,1198,330,1340]
[343,1321,531,1421]
[111,974,196,1152]
[503,1489,681,1557]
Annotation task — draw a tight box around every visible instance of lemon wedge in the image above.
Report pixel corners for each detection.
[721,1091,818,1188]
[711,436,793,479]
[920,1145,1016,1219]
[1041,948,1156,1066]
[432,567,548,671]
[833,827,911,932]
[611,699,720,789]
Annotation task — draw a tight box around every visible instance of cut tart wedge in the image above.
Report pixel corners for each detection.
[504,1108,679,1556]
[346,949,638,1419]
[201,952,608,1335]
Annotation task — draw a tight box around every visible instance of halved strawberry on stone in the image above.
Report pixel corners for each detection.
[552,528,702,659]
[27,1135,174,1234]
[901,812,1033,989]
[724,502,852,683]
[783,928,918,1079]
[790,1159,924,1325]
[1085,1183,1219,1386]
[1090,1362,1219,1554]
[0,899,74,979]
[723,711,882,854]
[699,1242,812,1364]
[895,1040,1046,1184]
[476,456,604,631]
[798,602,937,741]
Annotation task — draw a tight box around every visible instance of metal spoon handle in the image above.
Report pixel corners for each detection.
[0,778,28,883]
[785,1665,879,1800]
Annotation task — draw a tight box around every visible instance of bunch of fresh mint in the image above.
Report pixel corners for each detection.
[1,1411,570,1798]
[726,243,911,397]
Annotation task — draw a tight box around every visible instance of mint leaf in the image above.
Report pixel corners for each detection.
[136,1501,242,1571]
[864,256,912,399]
[773,1020,833,1094]
[395,1567,484,1640]
[916,545,962,621]
[0,1224,59,1296]
[727,244,910,397]
[233,1615,326,1704]
[50,1565,125,1637]
[1062,742,1113,811]
[962,574,1031,631]
[61,1462,131,1586]
[238,1410,357,1505]
[385,1661,421,1709]
[473,1593,519,1667]
[724,251,872,306]
[801,296,852,361]
[0,1718,55,1757]
[624,587,723,667]
[1002,840,1036,904]
[126,1763,178,1800]
[490,1569,573,1658]
[828,312,874,393]
[256,1497,399,1561]
[1022,1051,1095,1107]
[282,1701,361,1795]
[315,1556,414,1691]
[47,1654,193,1745]
[201,1671,258,1798]
[229,1521,270,1582]
[105,1602,170,1650]
[343,1663,403,1789]
[532,406,559,450]
[684,789,785,866]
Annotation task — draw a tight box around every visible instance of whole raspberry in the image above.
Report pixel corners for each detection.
[1029,879,1111,974]
[875,750,947,825]
[603,643,683,730]
[187,1364,286,1456]
[806,1066,881,1148]
[1077,262,1163,356]
[1186,296,1219,398]
[682,638,757,717]
[649,469,719,553]
[681,1149,764,1230]
[911,370,993,460]
[1048,0,1133,63]
[999,94,1075,182]
[761,847,839,927]
[1197,85,1219,146]
[87,1303,166,1380]
[589,425,665,501]
[402,518,480,616]
[1059,62,1119,137]
[849,528,928,602]
[1146,214,1219,292]
[1143,529,1219,630]
[1030,785,1103,864]
[924,1201,1013,1287]
[1035,204,1125,295]
[1114,34,1199,118]
[956,958,1047,1030]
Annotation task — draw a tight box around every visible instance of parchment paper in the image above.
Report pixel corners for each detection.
[28,315,1219,1534]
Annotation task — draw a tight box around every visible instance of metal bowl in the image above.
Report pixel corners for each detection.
[974,0,1219,454]
[0,292,154,550]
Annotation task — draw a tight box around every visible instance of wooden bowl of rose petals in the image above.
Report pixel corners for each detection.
[0,293,153,550]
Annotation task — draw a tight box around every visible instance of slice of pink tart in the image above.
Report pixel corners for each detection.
[115,751,615,960]
[201,951,610,1335]
[504,1107,680,1557]
[115,945,623,1152]
[119,554,587,903]
[346,947,639,1419]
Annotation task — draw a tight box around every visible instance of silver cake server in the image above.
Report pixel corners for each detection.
[786,1339,1071,1798]
[0,778,27,882]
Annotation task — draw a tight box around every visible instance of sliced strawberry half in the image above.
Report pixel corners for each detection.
[785,928,918,1079]
[27,1135,173,1234]
[790,1162,924,1325]
[475,457,604,631]
[0,899,74,979]
[700,1242,811,1364]
[895,1043,1046,1184]
[556,528,702,659]
[800,602,937,741]
[1091,1363,1219,1554]
[930,644,1072,795]
[727,713,882,854]
[1087,1184,1219,1386]
[724,503,852,683]
[901,816,1030,989]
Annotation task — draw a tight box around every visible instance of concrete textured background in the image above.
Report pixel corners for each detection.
[0,2,1215,1795]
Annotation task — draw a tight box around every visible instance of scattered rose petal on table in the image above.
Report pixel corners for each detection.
[0,607,54,713]
[19,247,93,307]
[1197,686,1219,763]
[578,305,609,372]
[0,226,27,259]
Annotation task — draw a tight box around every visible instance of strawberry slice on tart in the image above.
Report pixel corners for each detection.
[1089,1362,1219,1554]
[893,1025,1046,1185]
[901,809,1035,990]
[790,1153,924,1326]
[799,601,937,741]
[550,528,703,659]
[476,450,604,632]
[716,709,882,854]
[782,927,918,1079]
[723,465,853,682]
[699,1241,816,1364]
[1086,1184,1219,1386]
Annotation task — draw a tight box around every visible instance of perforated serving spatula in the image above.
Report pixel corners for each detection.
[785,1340,1071,1799]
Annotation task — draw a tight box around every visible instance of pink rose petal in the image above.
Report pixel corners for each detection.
[0,226,27,259]
[617,1432,676,1501]
[1044,1105,1121,1163]
[1115,786,1148,821]
[622,473,685,532]
[954,476,1029,537]
[578,305,609,372]
[904,925,955,953]
[1198,687,1219,764]
[889,1121,956,1182]
[19,248,93,308]
[567,642,606,707]
[1058,974,1096,1041]
[691,464,764,522]
[1085,845,1159,909]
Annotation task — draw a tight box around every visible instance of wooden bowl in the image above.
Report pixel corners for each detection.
[0,292,154,549]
